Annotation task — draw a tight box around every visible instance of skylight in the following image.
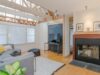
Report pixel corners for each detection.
[16,0,22,5]
[8,0,36,8]
[0,11,35,21]
[0,12,5,16]
[0,0,48,22]
[0,5,15,10]
[6,13,15,18]
[0,5,36,20]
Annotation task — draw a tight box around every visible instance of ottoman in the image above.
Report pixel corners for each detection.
[28,48,40,57]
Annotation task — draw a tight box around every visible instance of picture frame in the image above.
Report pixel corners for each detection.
[93,21,100,32]
[76,23,84,32]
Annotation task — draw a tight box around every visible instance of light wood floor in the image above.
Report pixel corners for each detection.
[41,51,100,75]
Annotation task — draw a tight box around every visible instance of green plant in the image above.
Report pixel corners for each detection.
[0,61,26,75]
[0,70,9,75]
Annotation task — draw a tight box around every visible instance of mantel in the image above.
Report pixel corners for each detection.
[74,33,100,39]
[75,32,100,34]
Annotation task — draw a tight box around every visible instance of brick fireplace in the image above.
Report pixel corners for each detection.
[73,33,100,65]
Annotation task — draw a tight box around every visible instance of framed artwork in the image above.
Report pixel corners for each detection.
[76,23,84,32]
[93,21,100,31]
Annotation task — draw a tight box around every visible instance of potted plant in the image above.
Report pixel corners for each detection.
[0,61,26,75]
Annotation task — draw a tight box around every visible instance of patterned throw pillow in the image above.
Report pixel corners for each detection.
[0,45,5,54]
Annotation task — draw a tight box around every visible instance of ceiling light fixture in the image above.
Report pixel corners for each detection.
[55,10,59,18]
[85,5,88,11]
[84,0,88,11]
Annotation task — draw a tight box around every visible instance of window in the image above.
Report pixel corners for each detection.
[10,0,16,2]
[21,17,27,20]
[8,0,12,1]
[15,15,20,19]
[8,0,36,8]
[28,18,33,21]
[31,3,36,8]
[22,0,27,7]
[16,0,21,5]
[8,25,26,44]
[0,25,7,44]
[27,28,35,43]
[25,0,31,7]
[6,13,15,18]
[0,24,35,44]
[8,0,22,6]
[0,12,5,16]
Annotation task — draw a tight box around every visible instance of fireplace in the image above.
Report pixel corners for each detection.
[77,45,99,59]
[74,33,100,65]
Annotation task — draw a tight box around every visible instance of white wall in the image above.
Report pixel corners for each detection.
[63,16,70,56]
[69,29,74,49]
[14,43,36,52]
[36,22,48,50]
[74,9,100,32]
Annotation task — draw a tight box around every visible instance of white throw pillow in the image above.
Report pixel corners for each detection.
[4,45,12,51]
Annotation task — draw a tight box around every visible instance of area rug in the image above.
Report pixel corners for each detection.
[34,57,64,75]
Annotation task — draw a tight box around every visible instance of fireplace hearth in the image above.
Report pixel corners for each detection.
[74,33,100,65]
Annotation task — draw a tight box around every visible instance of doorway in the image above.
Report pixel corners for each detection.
[48,23,63,54]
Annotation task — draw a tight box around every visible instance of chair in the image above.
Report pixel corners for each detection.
[28,48,40,57]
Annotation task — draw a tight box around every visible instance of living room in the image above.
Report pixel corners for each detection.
[0,0,100,75]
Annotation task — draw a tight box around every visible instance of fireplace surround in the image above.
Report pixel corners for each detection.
[73,33,100,65]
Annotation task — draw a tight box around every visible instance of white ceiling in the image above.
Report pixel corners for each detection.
[28,0,100,16]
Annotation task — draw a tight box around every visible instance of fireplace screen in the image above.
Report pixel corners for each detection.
[77,45,99,60]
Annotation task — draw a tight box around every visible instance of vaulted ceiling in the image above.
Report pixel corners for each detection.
[0,0,100,21]
[28,0,100,16]
[0,0,48,19]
